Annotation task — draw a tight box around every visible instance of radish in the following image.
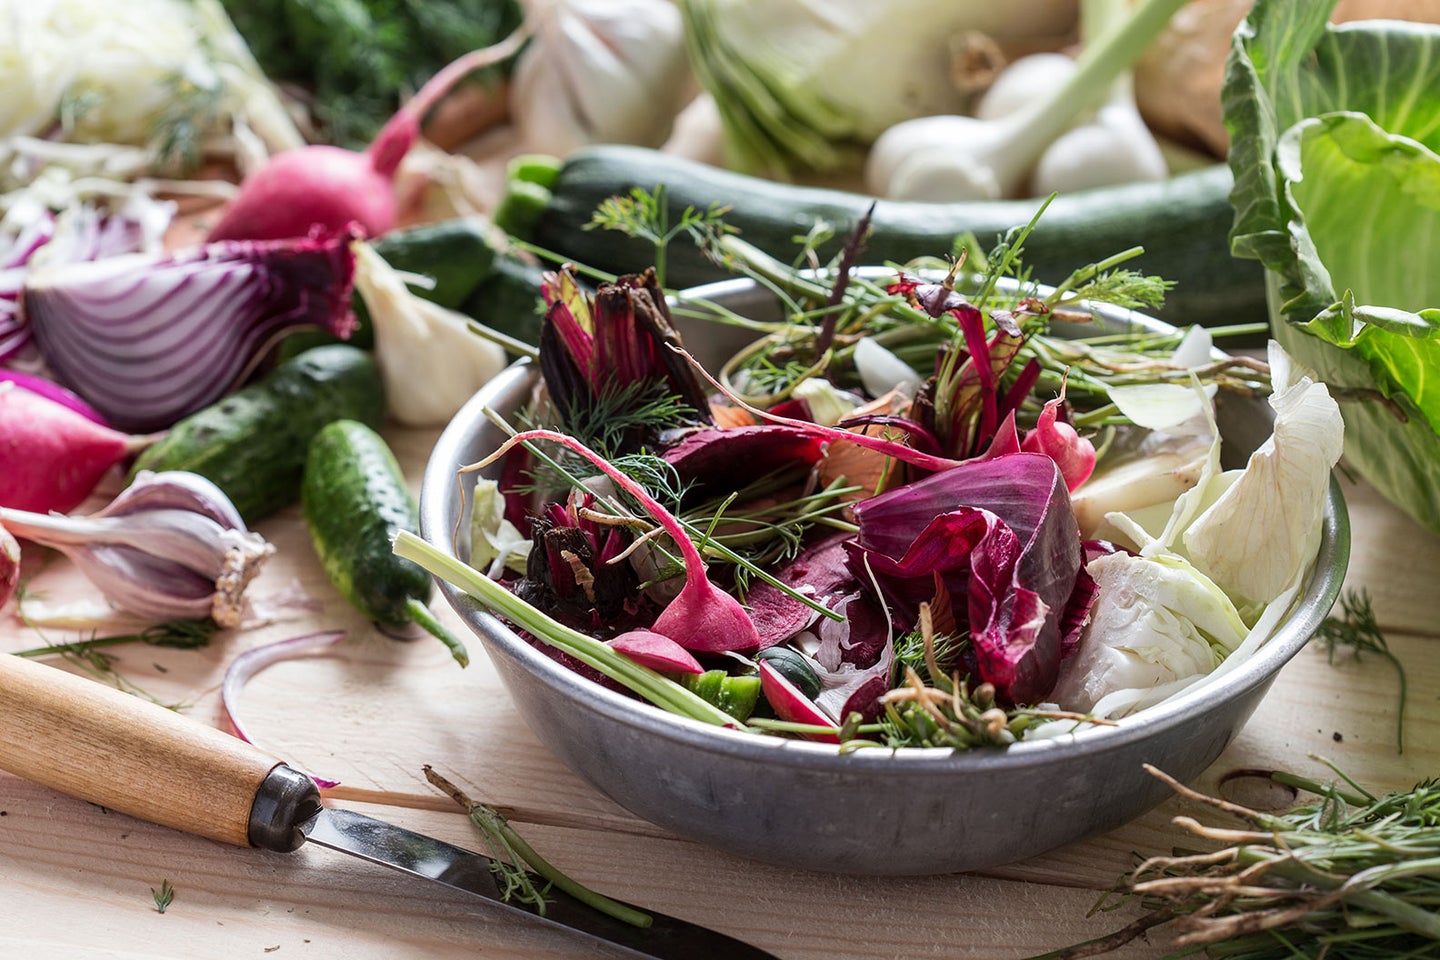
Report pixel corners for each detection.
[0,382,152,514]
[606,629,704,675]
[756,660,841,744]
[465,429,761,653]
[207,26,529,243]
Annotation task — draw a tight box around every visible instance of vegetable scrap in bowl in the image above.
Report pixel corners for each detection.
[410,247,1349,874]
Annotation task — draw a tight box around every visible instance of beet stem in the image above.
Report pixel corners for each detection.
[368,22,532,177]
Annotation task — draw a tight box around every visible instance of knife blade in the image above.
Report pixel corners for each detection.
[0,653,778,960]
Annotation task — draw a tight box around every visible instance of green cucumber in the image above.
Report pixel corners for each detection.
[301,419,468,666]
[522,145,1268,330]
[129,345,384,523]
[755,647,822,701]
[458,252,547,348]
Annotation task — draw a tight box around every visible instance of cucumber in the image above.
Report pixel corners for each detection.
[302,419,468,666]
[457,252,547,348]
[129,345,384,523]
[524,145,1268,330]
[755,647,822,701]
[278,216,504,359]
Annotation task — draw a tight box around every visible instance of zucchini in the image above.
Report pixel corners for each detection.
[524,145,1268,330]
[129,345,384,523]
[302,419,468,666]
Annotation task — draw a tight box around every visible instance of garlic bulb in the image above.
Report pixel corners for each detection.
[509,0,692,155]
[0,471,273,626]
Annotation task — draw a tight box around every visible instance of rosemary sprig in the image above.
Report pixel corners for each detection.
[1033,765,1440,959]
[1317,588,1406,752]
[422,766,652,928]
[150,879,175,914]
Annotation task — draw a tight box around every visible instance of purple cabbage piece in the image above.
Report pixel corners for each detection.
[850,452,1092,704]
[663,424,826,489]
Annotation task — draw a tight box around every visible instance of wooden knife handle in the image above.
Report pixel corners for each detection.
[0,653,283,847]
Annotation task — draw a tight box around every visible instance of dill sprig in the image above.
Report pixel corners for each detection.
[587,183,734,288]
[551,377,699,460]
[1317,588,1406,753]
[12,609,217,710]
[1036,765,1440,959]
[422,766,651,928]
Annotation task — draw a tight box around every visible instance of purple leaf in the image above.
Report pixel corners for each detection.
[850,453,1088,704]
[663,424,825,489]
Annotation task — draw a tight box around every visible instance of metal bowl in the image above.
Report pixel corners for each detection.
[419,276,1349,876]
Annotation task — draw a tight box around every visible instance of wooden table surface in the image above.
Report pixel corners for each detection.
[1,423,1434,960]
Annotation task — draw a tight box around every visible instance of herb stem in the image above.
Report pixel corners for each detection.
[424,766,652,929]
[393,532,737,727]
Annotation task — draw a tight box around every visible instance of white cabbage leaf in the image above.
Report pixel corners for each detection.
[1183,342,1343,604]
[1050,552,1248,715]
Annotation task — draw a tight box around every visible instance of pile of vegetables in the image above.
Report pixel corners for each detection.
[399,202,1344,745]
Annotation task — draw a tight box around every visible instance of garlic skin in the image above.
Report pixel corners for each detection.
[0,470,273,626]
[351,241,507,427]
[509,0,692,156]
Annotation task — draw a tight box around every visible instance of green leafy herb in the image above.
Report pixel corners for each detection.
[13,604,215,710]
[587,184,734,287]
[1034,764,1440,959]
[151,879,174,914]
[221,0,523,147]
[422,766,651,928]
[1317,588,1407,753]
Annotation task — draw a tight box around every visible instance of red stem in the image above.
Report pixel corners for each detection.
[367,21,532,177]
[464,429,707,583]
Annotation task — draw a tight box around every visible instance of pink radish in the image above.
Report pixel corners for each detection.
[465,429,761,653]
[0,369,109,425]
[606,629,704,675]
[207,26,529,242]
[0,383,152,513]
[757,660,841,743]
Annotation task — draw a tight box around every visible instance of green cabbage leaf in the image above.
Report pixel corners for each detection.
[1224,0,1440,531]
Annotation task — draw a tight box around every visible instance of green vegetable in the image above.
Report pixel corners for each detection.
[458,253,547,348]
[521,145,1267,330]
[675,0,1081,179]
[302,420,468,666]
[754,647,820,701]
[221,0,523,148]
[679,669,763,721]
[1224,0,1440,532]
[129,345,384,523]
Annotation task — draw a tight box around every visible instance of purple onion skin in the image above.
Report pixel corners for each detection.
[23,228,358,433]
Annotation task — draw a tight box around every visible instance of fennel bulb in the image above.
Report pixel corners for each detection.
[678,0,1078,179]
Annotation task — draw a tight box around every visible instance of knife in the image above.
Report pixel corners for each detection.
[0,652,778,960]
